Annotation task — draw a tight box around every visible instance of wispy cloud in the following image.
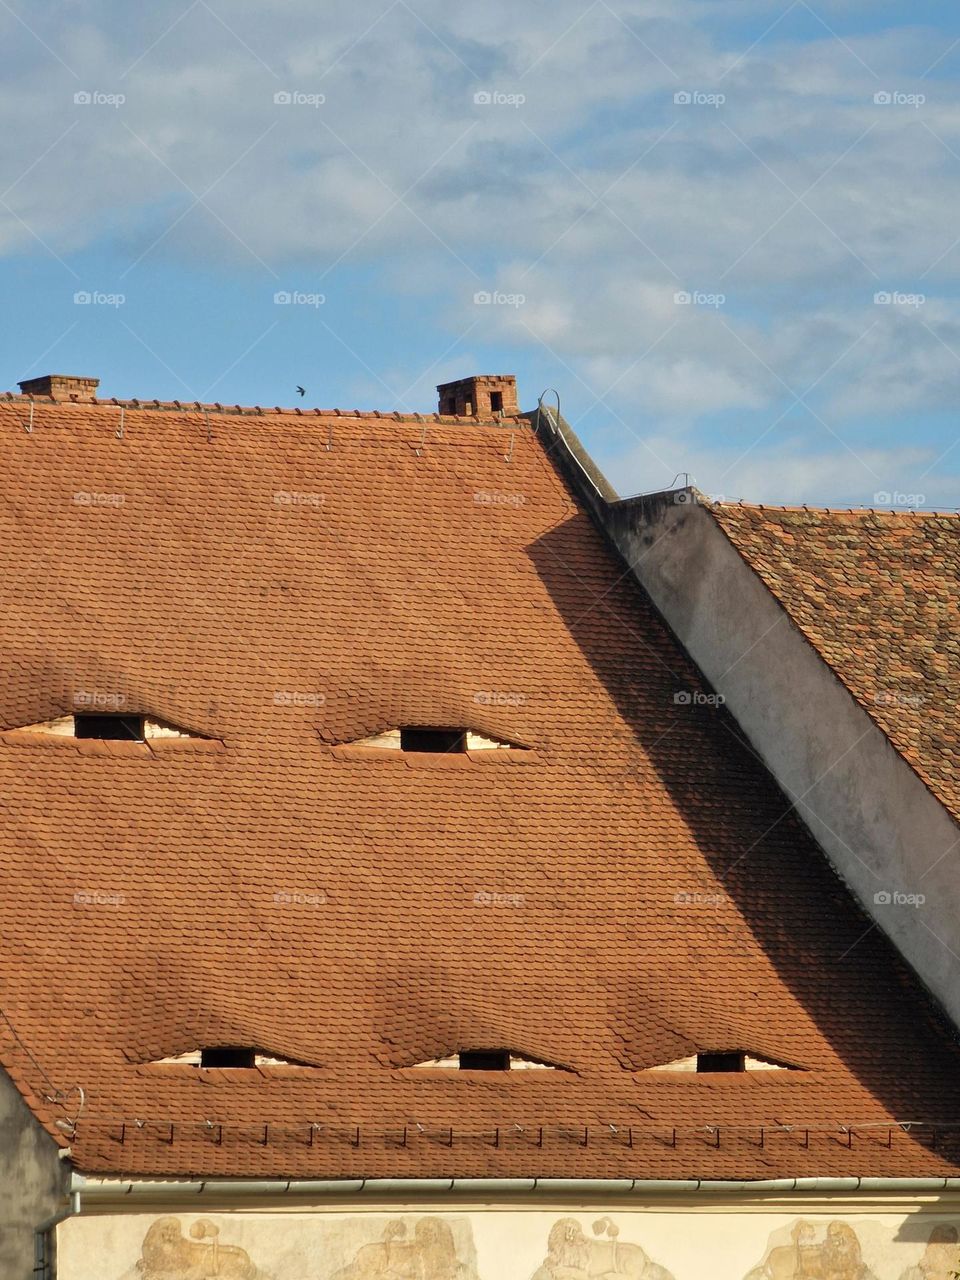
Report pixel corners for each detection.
[1,0,959,504]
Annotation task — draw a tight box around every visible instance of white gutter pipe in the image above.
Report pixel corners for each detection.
[70,1174,960,1199]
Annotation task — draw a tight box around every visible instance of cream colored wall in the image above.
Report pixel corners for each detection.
[56,1196,960,1280]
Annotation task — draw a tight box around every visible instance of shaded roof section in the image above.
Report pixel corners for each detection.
[1,400,960,1179]
[710,502,960,824]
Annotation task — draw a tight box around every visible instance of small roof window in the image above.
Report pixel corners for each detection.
[74,713,145,741]
[697,1051,745,1073]
[459,1049,510,1071]
[151,1046,303,1069]
[410,1049,559,1071]
[200,1046,256,1068]
[346,727,525,752]
[399,727,466,753]
[646,1050,800,1073]
[4,712,209,743]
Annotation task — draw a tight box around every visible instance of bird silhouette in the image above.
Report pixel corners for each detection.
[296,385,305,397]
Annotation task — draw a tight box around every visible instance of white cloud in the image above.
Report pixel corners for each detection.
[600,433,954,508]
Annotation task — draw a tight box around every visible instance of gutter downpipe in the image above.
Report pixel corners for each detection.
[34,1189,80,1280]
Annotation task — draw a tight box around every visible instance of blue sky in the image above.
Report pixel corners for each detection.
[4,0,960,504]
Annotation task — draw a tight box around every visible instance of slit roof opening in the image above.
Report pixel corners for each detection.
[458,1049,510,1070]
[399,727,466,753]
[74,713,145,741]
[200,1046,256,1068]
[409,1050,560,1071]
[697,1051,746,1073]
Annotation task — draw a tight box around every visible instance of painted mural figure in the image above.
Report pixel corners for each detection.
[898,1225,960,1280]
[332,1217,479,1280]
[136,1216,259,1280]
[746,1221,877,1280]
[531,1217,677,1280]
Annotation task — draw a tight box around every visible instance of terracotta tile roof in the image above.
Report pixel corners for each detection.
[2,402,960,1180]
[709,501,960,823]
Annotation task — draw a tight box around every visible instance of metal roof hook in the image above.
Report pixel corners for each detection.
[55,1084,85,1124]
[535,389,561,436]
[116,406,124,440]
[415,423,427,456]
[25,401,34,434]
[504,432,515,464]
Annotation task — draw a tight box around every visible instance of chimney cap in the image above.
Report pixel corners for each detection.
[17,373,100,402]
[436,373,517,391]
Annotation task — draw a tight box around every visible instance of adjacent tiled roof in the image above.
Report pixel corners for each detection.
[709,503,960,823]
[2,400,960,1180]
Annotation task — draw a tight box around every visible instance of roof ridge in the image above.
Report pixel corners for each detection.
[713,499,960,518]
[0,393,526,425]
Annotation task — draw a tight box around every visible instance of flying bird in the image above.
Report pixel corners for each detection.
[296,385,305,397]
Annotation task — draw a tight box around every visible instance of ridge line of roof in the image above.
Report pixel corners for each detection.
[712,498,960,518]
[613,488,960,518]
[0,394,526,426]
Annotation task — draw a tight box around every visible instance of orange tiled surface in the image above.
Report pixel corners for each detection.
[1,400,960,1180]
[710,503,960,822]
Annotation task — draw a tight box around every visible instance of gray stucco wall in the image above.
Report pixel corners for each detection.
[599,488,960,1031]
[0,1068,67,1278]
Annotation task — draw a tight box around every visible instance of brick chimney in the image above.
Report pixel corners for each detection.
[18,374,100,402]
[437,374,518,418]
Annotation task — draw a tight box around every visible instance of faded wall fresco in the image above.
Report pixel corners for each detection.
[530,1216,675,1280]
[744,1220,879,1280]
[105,1213,480,1280]
[57,1209,960,1280]
[133,1216,261,1279]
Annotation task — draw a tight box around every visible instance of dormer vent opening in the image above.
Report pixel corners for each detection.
[5,713,208,743]
[645,1050,800,1073]
[409,1050,559,1071]
[75,713,145,741]
[151,1047,304,1068]
[200,1047,256,1068]
[399,727,466,753]
[696,1051,745,1073]
[345,727,525,752]
[458,1049,509,1071]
